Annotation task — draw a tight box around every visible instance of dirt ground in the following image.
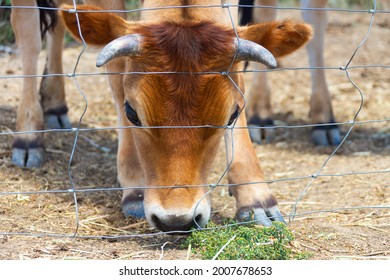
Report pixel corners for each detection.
[0,8,389,260]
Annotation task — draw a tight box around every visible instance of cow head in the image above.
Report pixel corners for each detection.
[61,5,311,231]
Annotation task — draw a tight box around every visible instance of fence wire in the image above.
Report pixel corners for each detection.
[0,1,389,241]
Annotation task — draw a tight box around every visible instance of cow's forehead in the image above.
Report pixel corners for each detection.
[132,20,237,72]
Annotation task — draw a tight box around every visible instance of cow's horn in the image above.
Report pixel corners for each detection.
[96,34,142,67]
[234,38,277,69]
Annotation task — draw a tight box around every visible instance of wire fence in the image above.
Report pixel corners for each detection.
[0,0,389,245]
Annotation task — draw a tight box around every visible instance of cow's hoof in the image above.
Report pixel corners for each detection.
[122,201,145,218]
[12,147,45,168]
[312,124,341,146]
[248,116,275,144]
[45,113,72,129]
[122,192,145,218]
[236,205,285,227]
[44,106,72,129]
[12,138,45,168]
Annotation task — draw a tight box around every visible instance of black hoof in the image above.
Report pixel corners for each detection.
[122,191,145,219]
[236,195,285,226]
[312,123,341,146]
[236,205,285,227]
[12,139,45,168]
[45,114,72,129]
[248,116,274,144]
[44,106,72,129]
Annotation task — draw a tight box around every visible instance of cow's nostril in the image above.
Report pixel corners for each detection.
[151,214,198,232]
[151,214,176,232]
[151,214,161,228]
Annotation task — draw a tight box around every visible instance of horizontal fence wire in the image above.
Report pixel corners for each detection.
[0,0,389,240]
[4,3,390,14]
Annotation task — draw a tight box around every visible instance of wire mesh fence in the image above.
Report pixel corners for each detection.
[0,0,389,258]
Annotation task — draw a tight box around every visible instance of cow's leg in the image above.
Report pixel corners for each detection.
[40,0,72,129]
[81,1,142,217]
[225,101,284,226]
[117,125,146,219]
[78,0,143,218]
[103,57,145,218]
[246,66,274,144]
[10,1,45,168]
[301,0,341,145]
[245,0,277,144]
[39,0,72,129]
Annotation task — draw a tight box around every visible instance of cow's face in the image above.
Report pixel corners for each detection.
[124,74,237,231]
[119,22,244,231]
[60,5,312,231]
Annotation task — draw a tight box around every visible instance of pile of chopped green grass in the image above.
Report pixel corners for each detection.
[184,221,310,260]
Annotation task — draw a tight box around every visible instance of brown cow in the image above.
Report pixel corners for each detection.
[60,0,312,232]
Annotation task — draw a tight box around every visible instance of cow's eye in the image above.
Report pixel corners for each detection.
[125,101,141,126]
[227,106,240,126]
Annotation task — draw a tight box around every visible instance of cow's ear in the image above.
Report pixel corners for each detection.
[60,5,137,45]
[238,20,313,58]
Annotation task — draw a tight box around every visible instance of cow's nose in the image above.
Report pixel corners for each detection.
[151,213,204,232]
[144,188,211,232]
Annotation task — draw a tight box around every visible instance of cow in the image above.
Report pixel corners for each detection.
[9,0,126,168]
[239,0,341,146]
[59,0,312,232]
